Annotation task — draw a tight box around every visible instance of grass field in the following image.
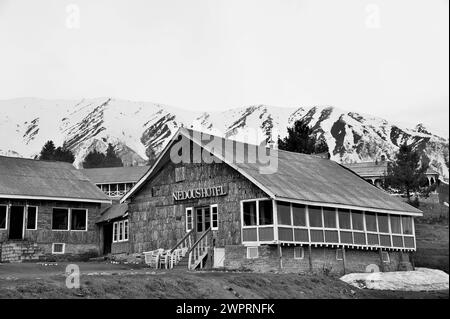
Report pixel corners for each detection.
[0,263,447,299]
[413,196,449,273]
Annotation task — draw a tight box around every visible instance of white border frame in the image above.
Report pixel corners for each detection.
[52,243,65,254]
[51,207,70,231]
[113,219,129,243]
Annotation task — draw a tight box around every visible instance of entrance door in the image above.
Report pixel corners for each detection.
[195,207,211,234]
[103,223,113,255]
[9,206,24,240]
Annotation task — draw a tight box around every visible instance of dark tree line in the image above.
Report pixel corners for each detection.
[82,143,124,168]
[277,120,329,155]
[38,141,75,163]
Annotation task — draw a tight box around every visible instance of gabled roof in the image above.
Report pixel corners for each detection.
[121,128,422,216]
[97,203,128,223]
[0,156,111,204]
[79,166,149,184]
[344,161,439,178]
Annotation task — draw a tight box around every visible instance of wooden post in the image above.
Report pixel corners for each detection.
[308,245,313,272]
[342,246,347,275]
[378,248,385,272]
[278,244,283,270]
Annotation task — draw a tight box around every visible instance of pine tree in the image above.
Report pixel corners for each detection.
[39,141,56,160]
[38,141,75,163]
[103,144,124,167]
[386,142,429,204]
[82,150,107,169]
[53,147,75,163]
[277,120,329,155]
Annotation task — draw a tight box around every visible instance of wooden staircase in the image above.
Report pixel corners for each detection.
[170,228,212,270]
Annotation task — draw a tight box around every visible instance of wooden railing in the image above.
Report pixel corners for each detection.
[188,228,212,270]
[170,229,194,254]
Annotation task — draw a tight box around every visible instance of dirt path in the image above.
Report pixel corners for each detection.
[0,262,448,299]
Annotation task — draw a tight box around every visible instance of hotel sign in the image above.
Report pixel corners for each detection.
[172,186,228,201]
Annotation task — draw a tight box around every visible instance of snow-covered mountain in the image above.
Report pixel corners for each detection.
[0,97,448,178]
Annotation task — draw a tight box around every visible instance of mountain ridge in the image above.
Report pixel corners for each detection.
[0,97,448,178]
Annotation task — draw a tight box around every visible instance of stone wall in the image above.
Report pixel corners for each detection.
[128,159,267,253]
[224,244,407,274]
[0,199,103,262]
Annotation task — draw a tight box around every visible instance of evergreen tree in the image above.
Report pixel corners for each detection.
[277,120,329,155]
[386,142,429,204]
[38,141,75,163]
[82,150,107,169]
[53,147,75,163]
[104,143,124,167]
[39,141,56,160]
[145,145,157,166]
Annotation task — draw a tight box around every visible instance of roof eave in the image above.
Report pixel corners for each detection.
[0,194,112,205]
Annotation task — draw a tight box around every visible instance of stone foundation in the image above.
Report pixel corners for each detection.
[223,244,410,274]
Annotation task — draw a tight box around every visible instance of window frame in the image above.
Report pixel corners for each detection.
[0,205,8,230]
[210,204,218,230]
[336,248,344,261]
[70,208,88,231]
[113,219,129,243]
[51,207,70,231]
[294,246,304,260]
[52,243,65,255]
[26,206,38,230]
[246,246,259,259]
[186,207,193,232]
[381,251,390,263]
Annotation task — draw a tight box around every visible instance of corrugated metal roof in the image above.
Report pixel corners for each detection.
[188,129,422,214]
[97,203,128,223]
[79,166,149,184]
[0,156,111,203]
[344,161,439,178]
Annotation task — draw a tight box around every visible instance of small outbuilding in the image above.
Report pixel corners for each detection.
[0,156,111,262]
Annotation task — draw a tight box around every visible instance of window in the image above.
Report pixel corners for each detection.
[113,222,118,242]
[336,249,344,261]
[186,207,193,231]
[294,246,304,259]
[338,209,351,229]
[292,204,306,226]
[118,221,124,241]
[246,246,259,259]
[52,243,65,254]
[26,206,38,230]
[196,208,203,232]
[381,251,390,263]
[365,212,377,232]
[258,200,273,225]
[211,205,218,230]
[277,202,291,225]
[71,209,87,231]
[378,214,389,233]
[351,211,364,230]
[308,206,322,227]
[323,207,336,228]
[52,208,69,230]
[0,205,7,230]
[124,220,129,241]
[113,220,129,243]
[243,201,257,226]
[402,216,413,235]
[390,216,401,234]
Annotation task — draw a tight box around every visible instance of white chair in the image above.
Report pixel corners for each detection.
[159,250,171,269]
[143,250,160,269]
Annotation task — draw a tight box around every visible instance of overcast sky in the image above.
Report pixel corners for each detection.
[0,0,448,136]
